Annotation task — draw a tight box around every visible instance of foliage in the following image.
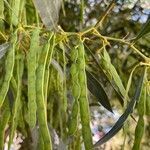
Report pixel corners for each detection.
[0,0,150,150]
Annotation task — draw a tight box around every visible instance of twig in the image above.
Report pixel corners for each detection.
[95,0,116,29]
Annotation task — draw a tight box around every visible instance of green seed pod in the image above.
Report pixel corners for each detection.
[77,41,93,150]
[132,117,144,150]
[133,69,147,150]
[70,47,78,62]
[0,98,10,150]
[78,59,85,70]
[68,100,79,135]
[137,84,146,116]
[74,131,81,150]
[0,0,4,31]
[77,42,84,59]
[36,36,52,150]
[78,70,86,85]
[44,33,55,102]
[60,41,68,112]
[27,28,40,128]
[11,0,21,26]
[72,82,80,99]
[70,64,78,77]
[8,53,24,149]
[0,31,17,108]
[146,86,150,115]
[68,46,80,136]
[38,132,45,150]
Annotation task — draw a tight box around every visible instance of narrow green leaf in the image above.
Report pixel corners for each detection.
[124,65,138,107]
[137,83,147,116]
[133,81,147,150]
[146,86,150,115]
[133,83,146,150]
[84,44,124,105]
[134,15,150,42]
[94,68,146,147]
[86,70,113,113]
[132,117,144,150]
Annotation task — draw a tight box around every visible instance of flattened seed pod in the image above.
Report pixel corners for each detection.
[68,47,80,135]
[132,117,144,150]
[137,84,146,116]
[44,33,55,103]
[77,41,93,150]
[60,42,67,112]
[68,99,79,135]
[36,36,52,150]
[0,99,10,149]
[0,31,17,108]
[27,28,40,128]
[0,0,4,31]
[11,0,21,26]
[133,77,146,150]
[8,54,24,148]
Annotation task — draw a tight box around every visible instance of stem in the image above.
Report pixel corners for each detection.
[95,0,116,28]
[140,62,150,67]
[97,35,150,62]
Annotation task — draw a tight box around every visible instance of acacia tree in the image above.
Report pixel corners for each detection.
[0,0,150,150]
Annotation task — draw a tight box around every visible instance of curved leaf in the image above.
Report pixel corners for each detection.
[84,44,124,105]
[94,68,146,147]
[134,15,150,42]
[86,70,113,113]
[133,82,147,150]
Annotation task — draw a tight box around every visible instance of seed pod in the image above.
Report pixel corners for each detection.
[0,98,10,150]
[137,84,146,116]
[68,99,79,135]
[0,31,17,108]
[78,71,86,96]
[59,42,68,112]
[74,131,81,150]
[68,47,80,135]
[0,0,4,31]
[8,53,24,148]
[77,41,93,149]
[146,88,150,115]
[38,132,45,150]
[70,46,78,62]
[72,82,80,99]
[133,70,147,150]
[36,36,52,150]
[70,64,78,77]
[132,117,144,150]
[27,28,40,128]
[11,0,21,26]
[44,33,55,103]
